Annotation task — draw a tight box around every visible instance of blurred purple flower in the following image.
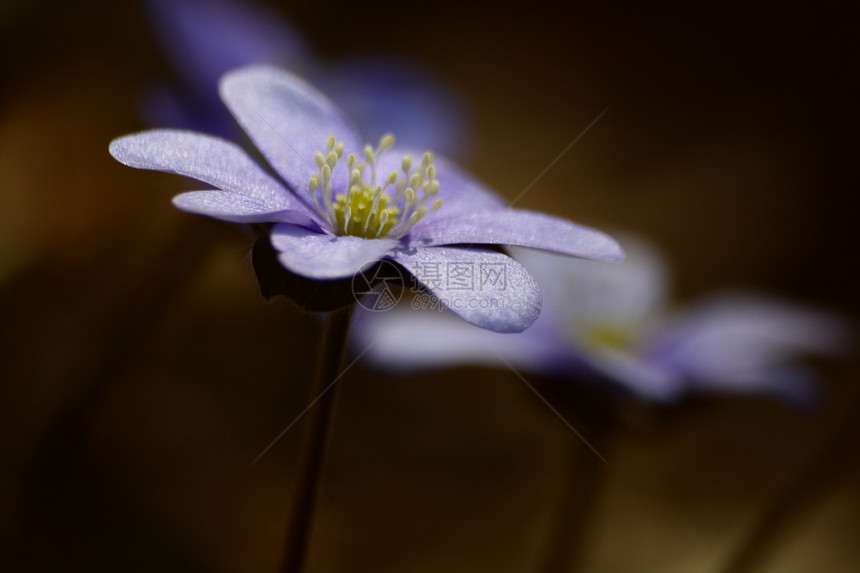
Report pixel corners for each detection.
[110,66,624,333]
[141,0,470,154]
[357,237,850,403]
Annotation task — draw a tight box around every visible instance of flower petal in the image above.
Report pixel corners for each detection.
[573,348,684,402]
[376,149,507,218]
[314,57,472,157]
[219,65,361,197]
[145,0,309,96]
[389,246,542,333]
[354,304,570,372]
[406,209,625,263]
[172,191,319,228]
[270,223,397,280]
[649,292,852,383]
[510,236,667,330]
[109,129,312,215]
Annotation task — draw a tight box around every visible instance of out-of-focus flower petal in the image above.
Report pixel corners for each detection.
[269,223,397,280]
[514,238,667,328]
[389,246,542,333]
[407,210,626,263]
[574,347,683,402]
[649,292,852,381]
[219,65,362,195]
[355,304,572,372]
[314,56,472,156]
[145,0,309,96]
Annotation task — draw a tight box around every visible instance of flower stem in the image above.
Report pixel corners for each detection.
[534,385,616,573]
[718,386,860,573]
[280,305,354,573]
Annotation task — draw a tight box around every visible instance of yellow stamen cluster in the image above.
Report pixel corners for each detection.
[307,133,442,239]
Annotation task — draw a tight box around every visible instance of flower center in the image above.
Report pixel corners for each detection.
[307,133,442,239]
[582,323,636,352]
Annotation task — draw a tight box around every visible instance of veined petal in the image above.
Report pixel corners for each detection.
[109,129,311,215]
[389,246,542,333]
[406,209,625,263]
[219,65,361,197]
[270,223,397,280]
[173,191,319,227]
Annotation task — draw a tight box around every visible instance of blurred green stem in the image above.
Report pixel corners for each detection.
[280,305,354,573]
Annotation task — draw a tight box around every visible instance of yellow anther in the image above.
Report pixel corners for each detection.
[314,152,326,168]
[326,135,336,150]
[364,144,375,163]
[431,198,443,212]
[326,151,338,168]
[408,207,426,225]
[334,142,344,158]
[378,133,395,152]
[401,155,412,173]
[347,153,356,170]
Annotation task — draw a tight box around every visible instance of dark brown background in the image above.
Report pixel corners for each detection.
[1,1,858,571]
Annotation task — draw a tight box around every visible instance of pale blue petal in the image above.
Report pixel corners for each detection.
[108,129,312,217]
[219,66,361,197]
[509,236,667,334]
[573,348,684,402]
[270,223,397,279]
[172,191,319,228]
[389,246,542,333]
[354,304,570,372]
[649,292,852,383]
[406,209,625,263]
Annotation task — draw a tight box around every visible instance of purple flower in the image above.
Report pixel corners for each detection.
[109,65,624,333]
[357,237,849,403]
[141,0,470,154]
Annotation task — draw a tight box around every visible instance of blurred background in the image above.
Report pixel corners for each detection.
[1,1,858,571]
